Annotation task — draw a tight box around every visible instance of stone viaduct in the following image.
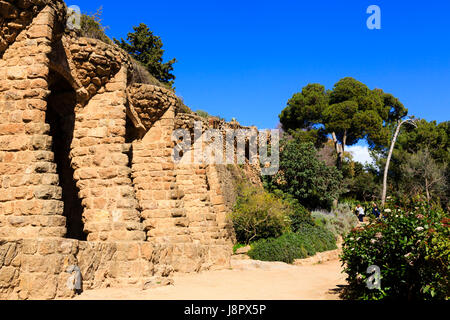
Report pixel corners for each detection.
[0,0,260,299]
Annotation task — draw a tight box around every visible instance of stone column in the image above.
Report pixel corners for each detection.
[0,6,66,239]
[132,105,191,244]
[71,66,145,241]
[205,164,234,243]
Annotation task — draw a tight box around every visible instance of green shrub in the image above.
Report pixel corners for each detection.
[248,223,337,263]
[295,223,337,254]
[232,243,246,254]
[341,199,450,300]
[248,233,308,263]
[272,190,315,232]
[195,110,210,118]
[289,204,314,232]
[265,141,343,209]
[312,203,359,238]
[230,184,291,244]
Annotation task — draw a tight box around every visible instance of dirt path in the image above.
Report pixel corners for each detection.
[72,251,346,300]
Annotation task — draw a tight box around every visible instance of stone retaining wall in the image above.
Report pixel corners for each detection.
[0,237,230,299]
[0,0,261,299]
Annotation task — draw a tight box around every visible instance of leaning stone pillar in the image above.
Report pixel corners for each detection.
[71,66,146,241]
[0,5,67,239]
[128,84,191,244]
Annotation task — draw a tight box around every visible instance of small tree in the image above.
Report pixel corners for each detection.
[400,148,448,203]
[115,23,177,87]
[267,140,343,209]
[229,184,291,244]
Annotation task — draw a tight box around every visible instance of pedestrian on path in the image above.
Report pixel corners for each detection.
[356,204,365,222]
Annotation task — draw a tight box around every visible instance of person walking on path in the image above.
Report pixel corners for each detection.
[356,204,365,222]
[372,203,381,219]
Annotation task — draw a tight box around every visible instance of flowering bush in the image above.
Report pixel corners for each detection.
[340,199,449,300]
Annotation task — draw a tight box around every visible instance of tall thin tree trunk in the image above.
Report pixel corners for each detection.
[382,120,402,207]
[332,132,343,170]
[381,119,416,207]
[425,177,430,203]
[342,130,347,159]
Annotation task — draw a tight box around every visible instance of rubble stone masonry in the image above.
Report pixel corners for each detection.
[0,0,261,299]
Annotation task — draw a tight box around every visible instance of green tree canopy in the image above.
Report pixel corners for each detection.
[115,23,177,87]
[395,119,449,164]
[280,77,408,168]
[265,140,343,209]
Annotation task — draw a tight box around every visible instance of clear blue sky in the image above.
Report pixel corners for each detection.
[69,0,449,129]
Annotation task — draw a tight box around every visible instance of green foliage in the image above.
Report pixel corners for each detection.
[266,140,343,209]
[128,58,174,91]
[248,233,308,263]
[346,170,381,202]
[269,189,315,230]
[287,128,329,149]
[396,119,449,164]
[373,119,449,208]
[312,203,359,238]
[195,110,210,118]
[115,23,176,87]
[229,184,291,244]
[248,224,337,264]
[289,201,314,232]
[340,159,382,202]
[79,7,112,44]
[194,109,225,121]
[177,98,192,114]
[280,83,329,131]
[341,199,450,300]
[279,78,408,168]
[232,243,247,254]
[400,148,448,202]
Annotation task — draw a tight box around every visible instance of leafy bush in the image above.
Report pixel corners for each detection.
[265,140,343,209]
[296,223,338,255]
[230,184,291,244]
[248,233,308,263]
[248,224,337,263]
[312,203,359,238]
[341,199,450,300]
[271,190,315,231]
[289,202,314,232]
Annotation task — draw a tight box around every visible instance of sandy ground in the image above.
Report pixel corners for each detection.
[72,252,347,300]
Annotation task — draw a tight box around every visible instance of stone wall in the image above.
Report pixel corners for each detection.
[0,0,262,299]
[0,238,226,299]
